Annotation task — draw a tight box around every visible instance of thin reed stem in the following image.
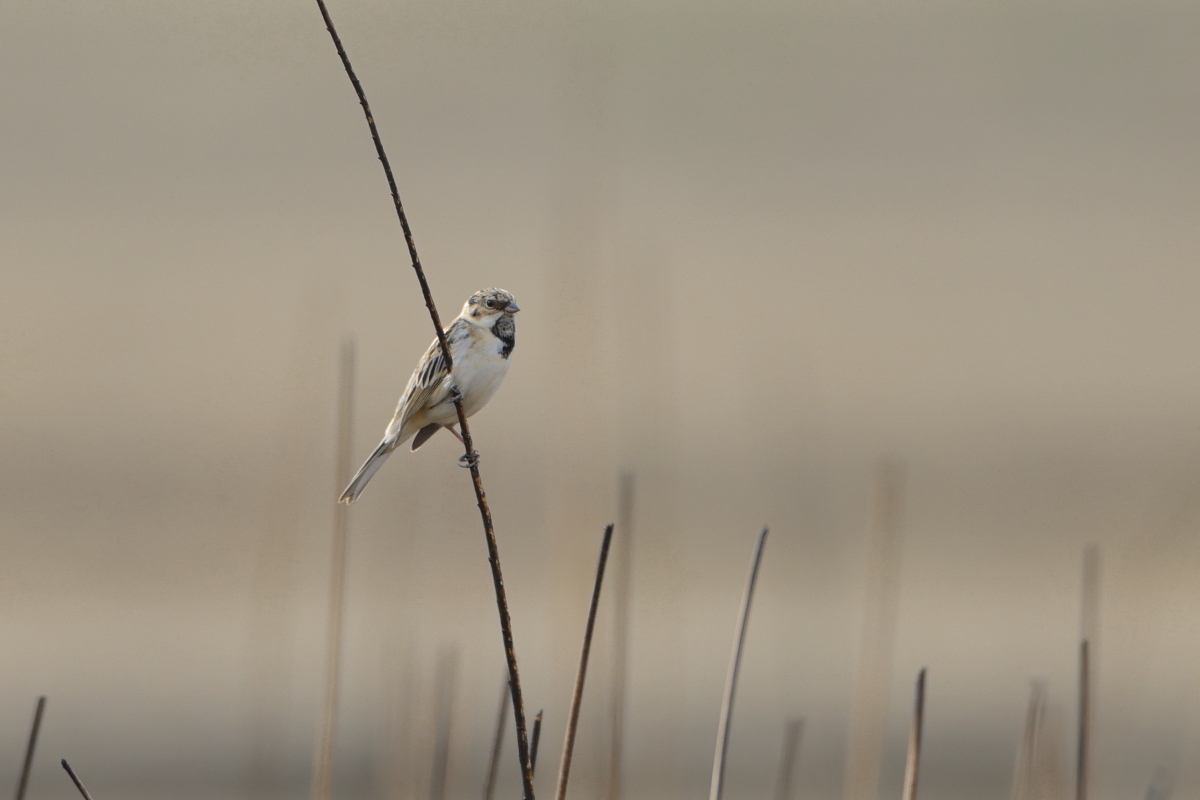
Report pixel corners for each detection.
[15,696,46,800]
[843,462,905,800]
[60,761,95,800]
[1077,546,1098,800]
[313,339,355,800]
[1077,640,1089,800]
[483,681,510,800]
[531,711,544,775]
[607,474,634,800]
[555,524,615,800]
[1011,680,1046,800]
[773,718,804,800]
[901,669,927,800]
[311,4,534,797]
[709,527,769,800]
[429,649,459,800]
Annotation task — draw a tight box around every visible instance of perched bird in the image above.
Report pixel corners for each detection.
[339,288,519,503]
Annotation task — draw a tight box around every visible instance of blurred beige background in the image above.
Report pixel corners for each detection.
[2,1,1200,800]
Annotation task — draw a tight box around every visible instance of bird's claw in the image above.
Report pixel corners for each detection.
[458,451,480,469]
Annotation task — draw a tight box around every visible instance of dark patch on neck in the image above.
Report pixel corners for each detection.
[493,314,515,359]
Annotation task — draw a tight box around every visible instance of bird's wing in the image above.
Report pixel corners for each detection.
[387,318,467,437]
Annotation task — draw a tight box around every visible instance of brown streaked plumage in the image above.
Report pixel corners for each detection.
[339,288,519,503]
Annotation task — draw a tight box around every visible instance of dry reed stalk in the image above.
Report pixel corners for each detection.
[1076,641,1089,800]
[773,718,804,800]
[1077,545,1099,800]
[60,761,94,800]
[384,651,420,800]
[531,711,544,775]
[483,681,510,800]
[312,339,355,800]
[15,696,46,800]
[709,527,770,800]
[606,473,634,800]
[429,649,459,800]
[1011,680,1046,800]
[311,5,535,796]
[843,462,906,800]
[555,524,616,800]
[901,669,927,800]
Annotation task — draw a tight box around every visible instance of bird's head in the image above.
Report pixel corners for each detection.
[463,288,519,327]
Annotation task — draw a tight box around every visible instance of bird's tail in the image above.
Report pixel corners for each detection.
[339,438,397,504]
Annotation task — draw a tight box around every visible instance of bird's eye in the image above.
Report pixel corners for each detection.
[485,299,495,308]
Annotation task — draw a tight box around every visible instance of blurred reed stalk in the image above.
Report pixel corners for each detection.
[483,681,510,800]
[1076,642,1089,800]
[773,718,804,800]
[385,651,420,800]
[312,339,355,800]
[15,696,46,800]
[606,473,634,800]
[531,711,544,775]
[430,649,459,800]
[709,527,769,800]
[901,669,927,800]
[60,760,94,800]
[843,461,906,800]
[1143,767,1172,800]
[1077,545,1099,800]
[311,4,535,797]
[1011,680,1047,800]
[556,524,615,800]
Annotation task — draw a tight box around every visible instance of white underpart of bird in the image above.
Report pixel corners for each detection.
[339,288,518,503]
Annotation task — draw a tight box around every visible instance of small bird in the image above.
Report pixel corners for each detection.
[339,288,519,503]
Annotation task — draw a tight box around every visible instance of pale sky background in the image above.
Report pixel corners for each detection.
[2,2,1200,800]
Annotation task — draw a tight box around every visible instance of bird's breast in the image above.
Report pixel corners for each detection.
[450,329,512,417]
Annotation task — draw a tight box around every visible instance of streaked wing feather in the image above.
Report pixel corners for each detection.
[388,319,468,435]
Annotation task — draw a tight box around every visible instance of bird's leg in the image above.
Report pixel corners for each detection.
[447,387,479,468]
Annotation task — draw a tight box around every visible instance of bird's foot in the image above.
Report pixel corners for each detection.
[458,450,480,469]
[447,425,465,444]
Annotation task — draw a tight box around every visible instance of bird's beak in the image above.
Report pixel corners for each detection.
[504,301,520,313]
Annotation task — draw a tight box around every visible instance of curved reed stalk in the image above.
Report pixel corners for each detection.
[310,3,535,797]
[60,761,95,800]
[555,524,615,800]
[901,669,927,800]
[709,527,769,800]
